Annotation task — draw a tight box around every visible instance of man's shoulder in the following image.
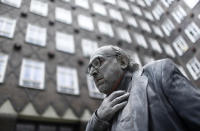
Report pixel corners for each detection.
[142,58,175,74]
[143,58,173,69]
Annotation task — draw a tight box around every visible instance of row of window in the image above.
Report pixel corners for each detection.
[0,0,154,12]
[0,17,178,57]
[2,0,199,40]
[2,15,200,57]
[0,53,198,98]
[0,53,104,98]
[0,52,155,99]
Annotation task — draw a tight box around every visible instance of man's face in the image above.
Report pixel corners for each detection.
[88,47,124,95]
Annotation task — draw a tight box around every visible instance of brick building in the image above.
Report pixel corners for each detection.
[0,0,199,131]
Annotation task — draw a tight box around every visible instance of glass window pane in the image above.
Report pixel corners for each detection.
[116,27,132,43]
[139,19,151,33]
[163,43,175,57]
[93,3,107,16]
[0,17,16,38]
[77,15,94,31]
[1,0,22,8]
[186,57,200,80]
[172,5,187,24]
[97,21,114,37]
[172,36,189,56]
[19,59,45,90]
[184,22,200,43]
[55,7,72,24]
[81,38,98,57]
[125,15,138,28]
[117,0,130,10]
[131,5,142,16]
[0,53,8,83]
[56,32,75,54]
[183,0,199,9]
[57,66,79,95]
[133,32,148,48]
[25,24,47,47]
[30,0,48,17]
[75,0,89,9]
[152,4,164,20]
[108,8,123,22]
[148,38,162,53]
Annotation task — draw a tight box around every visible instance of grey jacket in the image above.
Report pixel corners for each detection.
[86,59,200,131]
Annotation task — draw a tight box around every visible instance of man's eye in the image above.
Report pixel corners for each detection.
[93,59,101,68]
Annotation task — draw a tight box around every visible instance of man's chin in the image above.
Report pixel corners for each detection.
[98,84,111,95]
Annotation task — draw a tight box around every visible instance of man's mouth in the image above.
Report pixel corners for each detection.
[95,77,104,86]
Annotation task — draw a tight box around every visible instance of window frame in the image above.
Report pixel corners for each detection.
[19,58,45,90]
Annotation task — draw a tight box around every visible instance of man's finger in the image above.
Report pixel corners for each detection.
[112,101,128,113]
[111,93,129,106]
[109,90,126,101]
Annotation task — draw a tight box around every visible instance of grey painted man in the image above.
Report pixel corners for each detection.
[86,45,200,131]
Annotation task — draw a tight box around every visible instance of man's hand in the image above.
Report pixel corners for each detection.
[97,90,129,122]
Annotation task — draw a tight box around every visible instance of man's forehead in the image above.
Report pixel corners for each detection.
[89,47,114,63]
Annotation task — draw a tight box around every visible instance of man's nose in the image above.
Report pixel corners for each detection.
[90,67,98,77]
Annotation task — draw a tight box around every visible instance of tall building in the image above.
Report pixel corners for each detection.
[0,0,199,131]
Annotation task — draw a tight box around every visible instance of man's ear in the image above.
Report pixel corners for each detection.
[116,54,129,69]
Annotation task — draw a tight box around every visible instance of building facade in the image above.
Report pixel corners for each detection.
[0,0,199,131]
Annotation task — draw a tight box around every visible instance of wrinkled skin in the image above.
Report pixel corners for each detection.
[88,46,129,121]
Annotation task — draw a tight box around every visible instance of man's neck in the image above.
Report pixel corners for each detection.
[117,71,133,92]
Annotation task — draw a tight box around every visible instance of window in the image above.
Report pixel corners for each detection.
[116,27,131,43]
[183,0,199,9]
[0,53,8,83]
[25,24,47,47]
[139,19,151,33]
[172,5,186,24]
[77,15,94,31]
[152,25,164,37]
[184,22,200,43]
[136,0,146,7]
[131,5,142,16]
[19,59,45,90]
[97,21,114,37]
[152,4,164,20]
[117,0,130,10]
[143,10,154,21]
[163,43,175,57]
[92,3,107,16]
[75,0,89,9]
[87,75,105,99]
[148,38,162,53]
[144,0,154,6]
[186,57,200,80]
[161,18,175,36]
[161,0,175,7]
[1,0,22,8]
[172,36,189,56]
[108,8,123,22]
[56,32,75,54]
[125,15,138,28]
[55,7,72,24]
[81,38,98,57]
[133,32,148,48]
[0,17,16,38]
[30,0,48,17]
[104,0,116,5]
[57,66,79,95]
[143,56,154,65]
